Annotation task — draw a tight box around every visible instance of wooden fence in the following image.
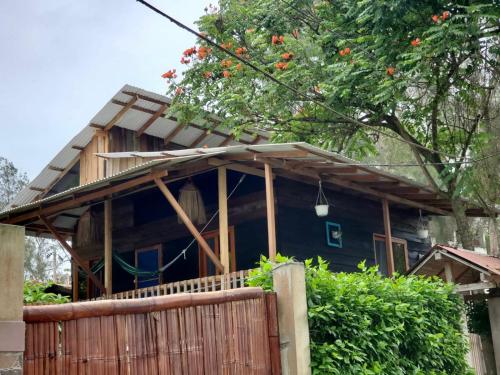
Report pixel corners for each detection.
[469,333,496,375]
[110,269,251,300]
[23,287,281,375]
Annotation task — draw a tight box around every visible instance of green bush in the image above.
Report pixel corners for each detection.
[247,256,472,375]
[23,281,69,305]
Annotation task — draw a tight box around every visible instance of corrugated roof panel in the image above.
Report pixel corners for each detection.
[115,108,152,132]
[143,117,176,139]
[172,127,205,147]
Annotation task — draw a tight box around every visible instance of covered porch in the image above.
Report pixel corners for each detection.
[0,143,478,300]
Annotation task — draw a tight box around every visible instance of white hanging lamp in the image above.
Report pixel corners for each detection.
[315,180,330,217]
[417,209,429,239]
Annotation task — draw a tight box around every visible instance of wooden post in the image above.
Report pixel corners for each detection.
[72,261,79,302]
[273,262,311,375]
[154,178,224,272]
[444,262,454,282]
[41,216,107,294]
[104,199,112,297]
[0,224,25,373]
[218,167,229,273]
[265,163,277,261]
[382,199,394,275]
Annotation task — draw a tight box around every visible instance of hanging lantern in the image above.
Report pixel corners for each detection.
[178,179,207,225]
[417,209,429,239]
[315,180,330,217]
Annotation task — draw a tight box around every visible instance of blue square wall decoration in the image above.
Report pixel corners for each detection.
[326,222,342,248]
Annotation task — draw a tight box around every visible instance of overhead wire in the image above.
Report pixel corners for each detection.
[136,0,459,160]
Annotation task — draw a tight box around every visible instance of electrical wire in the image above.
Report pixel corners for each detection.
[135,0,459,159]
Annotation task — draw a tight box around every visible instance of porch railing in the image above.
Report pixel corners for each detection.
[97,269,252,300]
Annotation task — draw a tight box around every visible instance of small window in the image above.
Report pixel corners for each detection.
[135,244,163,288]
[373,234,408,275]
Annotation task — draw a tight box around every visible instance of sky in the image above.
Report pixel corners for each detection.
[0,0,207,178]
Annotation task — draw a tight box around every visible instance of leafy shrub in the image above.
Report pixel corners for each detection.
[24,281,69,305]
[466,299,491,336]
[247,256,472,375]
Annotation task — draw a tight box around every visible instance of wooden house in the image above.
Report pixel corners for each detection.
[0,85,490,300]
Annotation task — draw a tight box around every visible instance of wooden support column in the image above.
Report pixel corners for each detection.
[265,163,277,261]
[218,167,230,273]
[72,261,79,302]
[104,199,112,297]
[444,262,454,282]
[154,177,224,272]
[41,216,106,294]
[382,199,394,276]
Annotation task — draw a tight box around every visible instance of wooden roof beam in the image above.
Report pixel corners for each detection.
[5,170,168,225]
[261,158,451,215]
[136,103,167,137]
[164,123,185,145]
[189,130,210,148]
[104,95,138,131]
[111,98,268,142]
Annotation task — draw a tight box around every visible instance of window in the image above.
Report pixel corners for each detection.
[135,244,163,288]
[373,234,408,275]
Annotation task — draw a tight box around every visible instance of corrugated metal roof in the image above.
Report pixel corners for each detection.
[0,151,223,220]
[3,84,269,211]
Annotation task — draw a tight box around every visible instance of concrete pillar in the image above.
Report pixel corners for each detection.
[487,291,500,374]
[0,224,25,375]
[272,262,311,375]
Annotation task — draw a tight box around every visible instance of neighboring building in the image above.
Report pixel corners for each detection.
[0,85,491,300]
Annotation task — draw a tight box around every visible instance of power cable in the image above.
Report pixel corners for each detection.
[136,0,458,159]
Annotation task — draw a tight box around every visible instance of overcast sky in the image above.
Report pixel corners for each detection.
[0,0,207,178]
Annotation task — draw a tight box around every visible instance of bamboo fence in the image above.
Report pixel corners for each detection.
[23,287,281,375]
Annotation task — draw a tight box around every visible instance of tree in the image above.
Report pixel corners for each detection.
[0,156,28,210]
[166,0,499,249]
[0,156,69,281]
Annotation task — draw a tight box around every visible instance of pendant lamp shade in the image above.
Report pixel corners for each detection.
[178,181,207,225]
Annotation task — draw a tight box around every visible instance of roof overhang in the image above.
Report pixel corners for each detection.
[408,244,500,294]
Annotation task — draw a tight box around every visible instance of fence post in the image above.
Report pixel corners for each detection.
[488,289,500,374]
[272,262,311,375]
[0,224,25,375]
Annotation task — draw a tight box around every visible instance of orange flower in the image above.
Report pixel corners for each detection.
[203,71,213,79]
[410,38,421,47]
[275,62,289,70]
[197,46,210,59]
[432,15,439,23]
[386,67,395,76]
[223,70,231,78]
[161,69,176,79]
[441,11,449,21]
[236,63,242,71]
[344,47,351,55]
[221,59,233,68]
[180,57,191,64]
[281,52,294,60]
[175,87,184,95]
[339,49,346,56]
[272,35,284,45]
[220,42,233,50]
[183,46,197,56]
[235,47,247,56]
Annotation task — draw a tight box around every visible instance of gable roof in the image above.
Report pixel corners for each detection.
[408,244,500,288]
[5,84,269,211]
